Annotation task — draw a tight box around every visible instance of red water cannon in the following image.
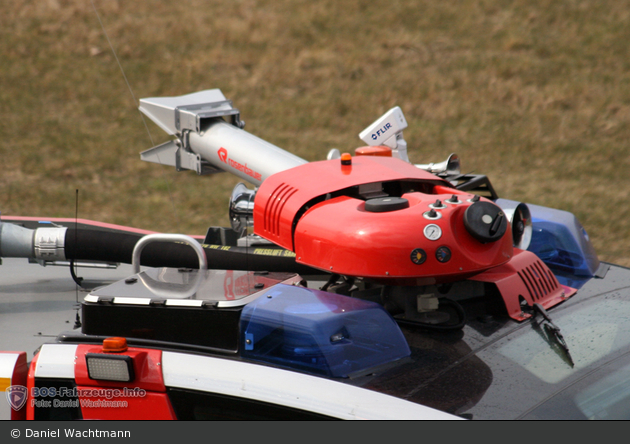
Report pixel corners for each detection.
[134,89,572,319]
[254,154,514,285]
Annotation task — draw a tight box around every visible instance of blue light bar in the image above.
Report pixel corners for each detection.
[526,204,599,287]
[240,284,410,378]
[495,199,600,288]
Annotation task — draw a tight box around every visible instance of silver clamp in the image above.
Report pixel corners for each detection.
[34,227,67,261]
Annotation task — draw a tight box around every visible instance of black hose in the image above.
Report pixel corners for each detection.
[63,228,324,275]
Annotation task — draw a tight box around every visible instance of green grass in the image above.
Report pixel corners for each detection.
[1,0,630,266]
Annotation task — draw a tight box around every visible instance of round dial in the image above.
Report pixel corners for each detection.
[423,224,442,241]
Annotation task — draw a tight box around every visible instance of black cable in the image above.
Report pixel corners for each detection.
[69,259,84,287]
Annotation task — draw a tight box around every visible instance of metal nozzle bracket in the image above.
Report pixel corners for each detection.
[132,234,208,274]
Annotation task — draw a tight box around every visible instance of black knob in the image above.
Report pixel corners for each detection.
[365,197,410,213]
[463,201,508,243]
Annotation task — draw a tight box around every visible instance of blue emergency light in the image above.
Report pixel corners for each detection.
[240,284,410,378]
[527,204,600,288]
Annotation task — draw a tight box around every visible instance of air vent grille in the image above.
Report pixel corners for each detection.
[263,183,298,238]
[517,259,560,301]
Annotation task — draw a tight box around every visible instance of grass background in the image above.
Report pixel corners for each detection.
[1,0,629,266]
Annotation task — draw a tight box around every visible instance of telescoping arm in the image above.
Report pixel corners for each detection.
[138,89,307,186]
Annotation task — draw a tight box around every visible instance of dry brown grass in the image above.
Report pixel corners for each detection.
[1,0,630,266]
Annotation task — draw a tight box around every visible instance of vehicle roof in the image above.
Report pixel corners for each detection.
[2,255,629,420]
[349,263,630,419]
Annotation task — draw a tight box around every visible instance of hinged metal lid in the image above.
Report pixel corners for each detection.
[139,89,241,135]
[85,268,301,308]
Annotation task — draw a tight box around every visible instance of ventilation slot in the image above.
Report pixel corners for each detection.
[517,260,560,301]
[263,183,298,238]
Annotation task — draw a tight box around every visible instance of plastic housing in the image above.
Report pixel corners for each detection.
[254,156,514,283]
[240,284,410,378]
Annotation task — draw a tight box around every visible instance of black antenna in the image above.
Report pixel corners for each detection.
[90,0,181,232]
[73,189,82,329]
[69,189,83,288]
[70,189,83,290]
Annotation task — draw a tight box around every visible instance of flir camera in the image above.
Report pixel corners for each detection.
[359,107,409,161]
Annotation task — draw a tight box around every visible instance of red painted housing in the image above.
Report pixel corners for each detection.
[254,156,514,284]
[470,249,577,321]
[26,345,176,420]
[1,351,28,420]
[73,344,175,420]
